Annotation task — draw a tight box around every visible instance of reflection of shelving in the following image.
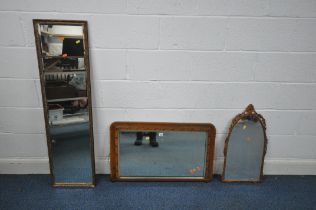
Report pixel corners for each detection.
[63,111,88,117]
[43,56,85,72]
[47,97,87,103]
[40,30,83,38]
[44,69,85,73]
[42,55,84,59]
[50,112,88,126]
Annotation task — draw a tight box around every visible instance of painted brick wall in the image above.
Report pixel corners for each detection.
[0,0,316,174]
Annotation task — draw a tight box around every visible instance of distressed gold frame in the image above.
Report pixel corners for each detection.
[221,104,268,183]
[110,122,216,182]
[33,19,96,187]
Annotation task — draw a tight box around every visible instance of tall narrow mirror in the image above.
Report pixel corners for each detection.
[33,20,95,187]
[110,122,216,182]
[222,104,267,182]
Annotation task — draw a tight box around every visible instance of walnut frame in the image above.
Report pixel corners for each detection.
[221,104,268,183]
[110,122,216,182]
[33,19,96,187]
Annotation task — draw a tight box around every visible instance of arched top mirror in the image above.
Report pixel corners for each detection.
[222,104,267,182]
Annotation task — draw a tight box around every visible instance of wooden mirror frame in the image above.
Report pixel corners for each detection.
[110,122,216,182]
[221,104,268,183]
[33,19,96,187]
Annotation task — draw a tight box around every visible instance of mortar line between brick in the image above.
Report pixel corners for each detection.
[2,46,316,54]
[1,10,316,19]
[1,106,316,111]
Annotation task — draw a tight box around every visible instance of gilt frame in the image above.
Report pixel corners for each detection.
[221,104,268,183]
[110,122,216,182]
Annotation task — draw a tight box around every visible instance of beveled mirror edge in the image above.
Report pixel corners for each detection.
[32,19,96,187]
[109,121,216,182]
[221,104,268,183]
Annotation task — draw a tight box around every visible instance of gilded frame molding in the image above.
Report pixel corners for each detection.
[221,104,268,183]
[110,121,216,182]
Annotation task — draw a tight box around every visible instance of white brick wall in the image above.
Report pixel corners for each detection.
[0,0,316,175]
[226,18,316,52]
[160,17,227,50]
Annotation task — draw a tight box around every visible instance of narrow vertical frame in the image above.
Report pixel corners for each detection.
[33,19,96,187]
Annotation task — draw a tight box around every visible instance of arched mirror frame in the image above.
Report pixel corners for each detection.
[33,19,96,187]
[221,104,268,183]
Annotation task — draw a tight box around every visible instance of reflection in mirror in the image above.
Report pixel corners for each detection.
[222,104,267,182]
[33,20,95,187]
[39,25,83,57]
[110,122,216,181]
[43,57,85,71]
[50,119,92,183]
[45,72,87,100]
[120,131,207,177]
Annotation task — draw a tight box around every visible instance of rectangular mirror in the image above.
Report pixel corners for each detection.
[110,122,216,182]
[33,20,95,187]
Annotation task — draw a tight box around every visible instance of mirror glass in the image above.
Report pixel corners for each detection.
[39,25,83,57]
[223,118,265,182]
[118,130,208,178]
[34,21,95,186]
